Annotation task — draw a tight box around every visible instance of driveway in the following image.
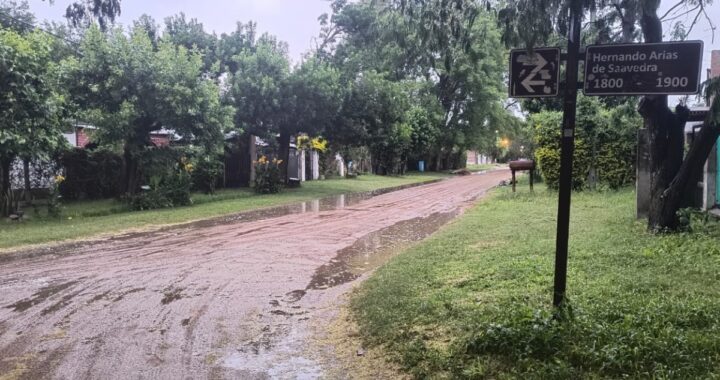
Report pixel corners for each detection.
[0,170,509,379]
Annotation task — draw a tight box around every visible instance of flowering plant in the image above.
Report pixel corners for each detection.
[253,155,284,194]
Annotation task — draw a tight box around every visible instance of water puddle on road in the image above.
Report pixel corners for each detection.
[306,210,460,290]
[188,180,443,230]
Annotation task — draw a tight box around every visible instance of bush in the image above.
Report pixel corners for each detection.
[253,156,284,194]
[127,171,192,211]
[192,156,223,194]
[532,98,639,190]
[47,175,64,217]
[532,111,592,190]
[127,159,193,211]
[59,148,123,200]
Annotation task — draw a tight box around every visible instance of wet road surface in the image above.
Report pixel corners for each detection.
[0,170,508,379]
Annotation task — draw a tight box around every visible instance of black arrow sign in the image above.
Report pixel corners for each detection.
[509,48,561,98]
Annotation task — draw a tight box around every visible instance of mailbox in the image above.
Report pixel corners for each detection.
[508,160,536,192]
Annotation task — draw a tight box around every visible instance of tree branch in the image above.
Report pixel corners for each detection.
[661,4,700,24]
[660,0,687,21]
[700,4,716,43]
[684,6,703,40]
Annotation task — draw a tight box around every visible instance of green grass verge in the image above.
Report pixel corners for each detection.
[466,163,503,172]
[0,173,446,250]
[352,185,720,379]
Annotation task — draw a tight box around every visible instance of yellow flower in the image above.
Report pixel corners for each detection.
[311,137,328,152]
[184,163,194,173]
[55,175,66,184]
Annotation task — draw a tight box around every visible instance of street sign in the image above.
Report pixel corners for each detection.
[509,48,561,98]
[584,41,703,96]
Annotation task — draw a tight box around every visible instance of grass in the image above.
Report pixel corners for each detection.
[0,172,446,250]
[466,163,502,172]
[351,184,720,379]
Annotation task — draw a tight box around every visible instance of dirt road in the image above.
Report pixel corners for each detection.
[0,170,508,379]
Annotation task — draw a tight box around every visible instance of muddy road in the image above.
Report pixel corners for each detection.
[0,170,509,379]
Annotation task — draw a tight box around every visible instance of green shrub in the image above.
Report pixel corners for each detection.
[47,175,64,217]
[59,148,123,200]
[253,156,284,194]
[127,171,192,211]
[192,156,223,194]
[531,98,639,190]
[532,111,592,190]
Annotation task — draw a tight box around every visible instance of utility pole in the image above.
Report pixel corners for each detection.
[553,0,582,309]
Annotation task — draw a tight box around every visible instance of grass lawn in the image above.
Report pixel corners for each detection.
[0,173,446,250]
[466,163,503,172]
[351,184,720,379]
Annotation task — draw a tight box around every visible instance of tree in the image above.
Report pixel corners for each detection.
[318,0,508,171]
[163,13,217,72]
[217,22,258,74]
[0,0,35,33]
[276,58,343,181]
[228,33,290,138]
[332,71,412,174]
[63,0,120,31]
[69,25,232,194]
[0,29,68,214]
[499,0,719,230]
[133,14,159,48]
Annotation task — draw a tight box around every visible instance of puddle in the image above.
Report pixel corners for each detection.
[5,281,79,312]
[223,323,323,379]
[306,211,459,290]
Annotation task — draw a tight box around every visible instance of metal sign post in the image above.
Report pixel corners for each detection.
[552,0,582,309]
[506,1,703,310]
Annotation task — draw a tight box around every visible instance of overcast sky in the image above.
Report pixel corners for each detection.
[27,0,333,63]
[25,0,720,70]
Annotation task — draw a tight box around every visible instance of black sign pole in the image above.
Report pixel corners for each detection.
[553,0,582,309]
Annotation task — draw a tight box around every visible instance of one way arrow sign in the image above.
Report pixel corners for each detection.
[509,48,560,98]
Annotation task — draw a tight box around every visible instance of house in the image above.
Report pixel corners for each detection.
[466,150,492,166]
[63,124,173,148]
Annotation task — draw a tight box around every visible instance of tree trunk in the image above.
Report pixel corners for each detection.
[657,120,720,228]
[637,4,719,230]
[122,143,141,195]
[23,159,32,203]
[1,156,13,217]
[278,132,291,183]
[1,157,11,194]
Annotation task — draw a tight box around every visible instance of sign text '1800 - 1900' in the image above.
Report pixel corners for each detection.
[584,41,703,96]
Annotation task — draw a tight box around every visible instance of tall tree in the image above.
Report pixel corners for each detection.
[332,71,412,174]
[0,0,35,33]
[227,33,290,139]
[319,0,507,170]
[499,0,719,230]
[276,58,343,180]
[217,22,258,74]
[63,0,120,30]
[163,13,217,72]
[0,29,68,213]
[69,25,232,194]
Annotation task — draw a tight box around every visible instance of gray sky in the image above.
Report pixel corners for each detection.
[27,0,332,63]
[25,0,720,71]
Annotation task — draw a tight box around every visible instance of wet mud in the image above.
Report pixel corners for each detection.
[0,170,508,379]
